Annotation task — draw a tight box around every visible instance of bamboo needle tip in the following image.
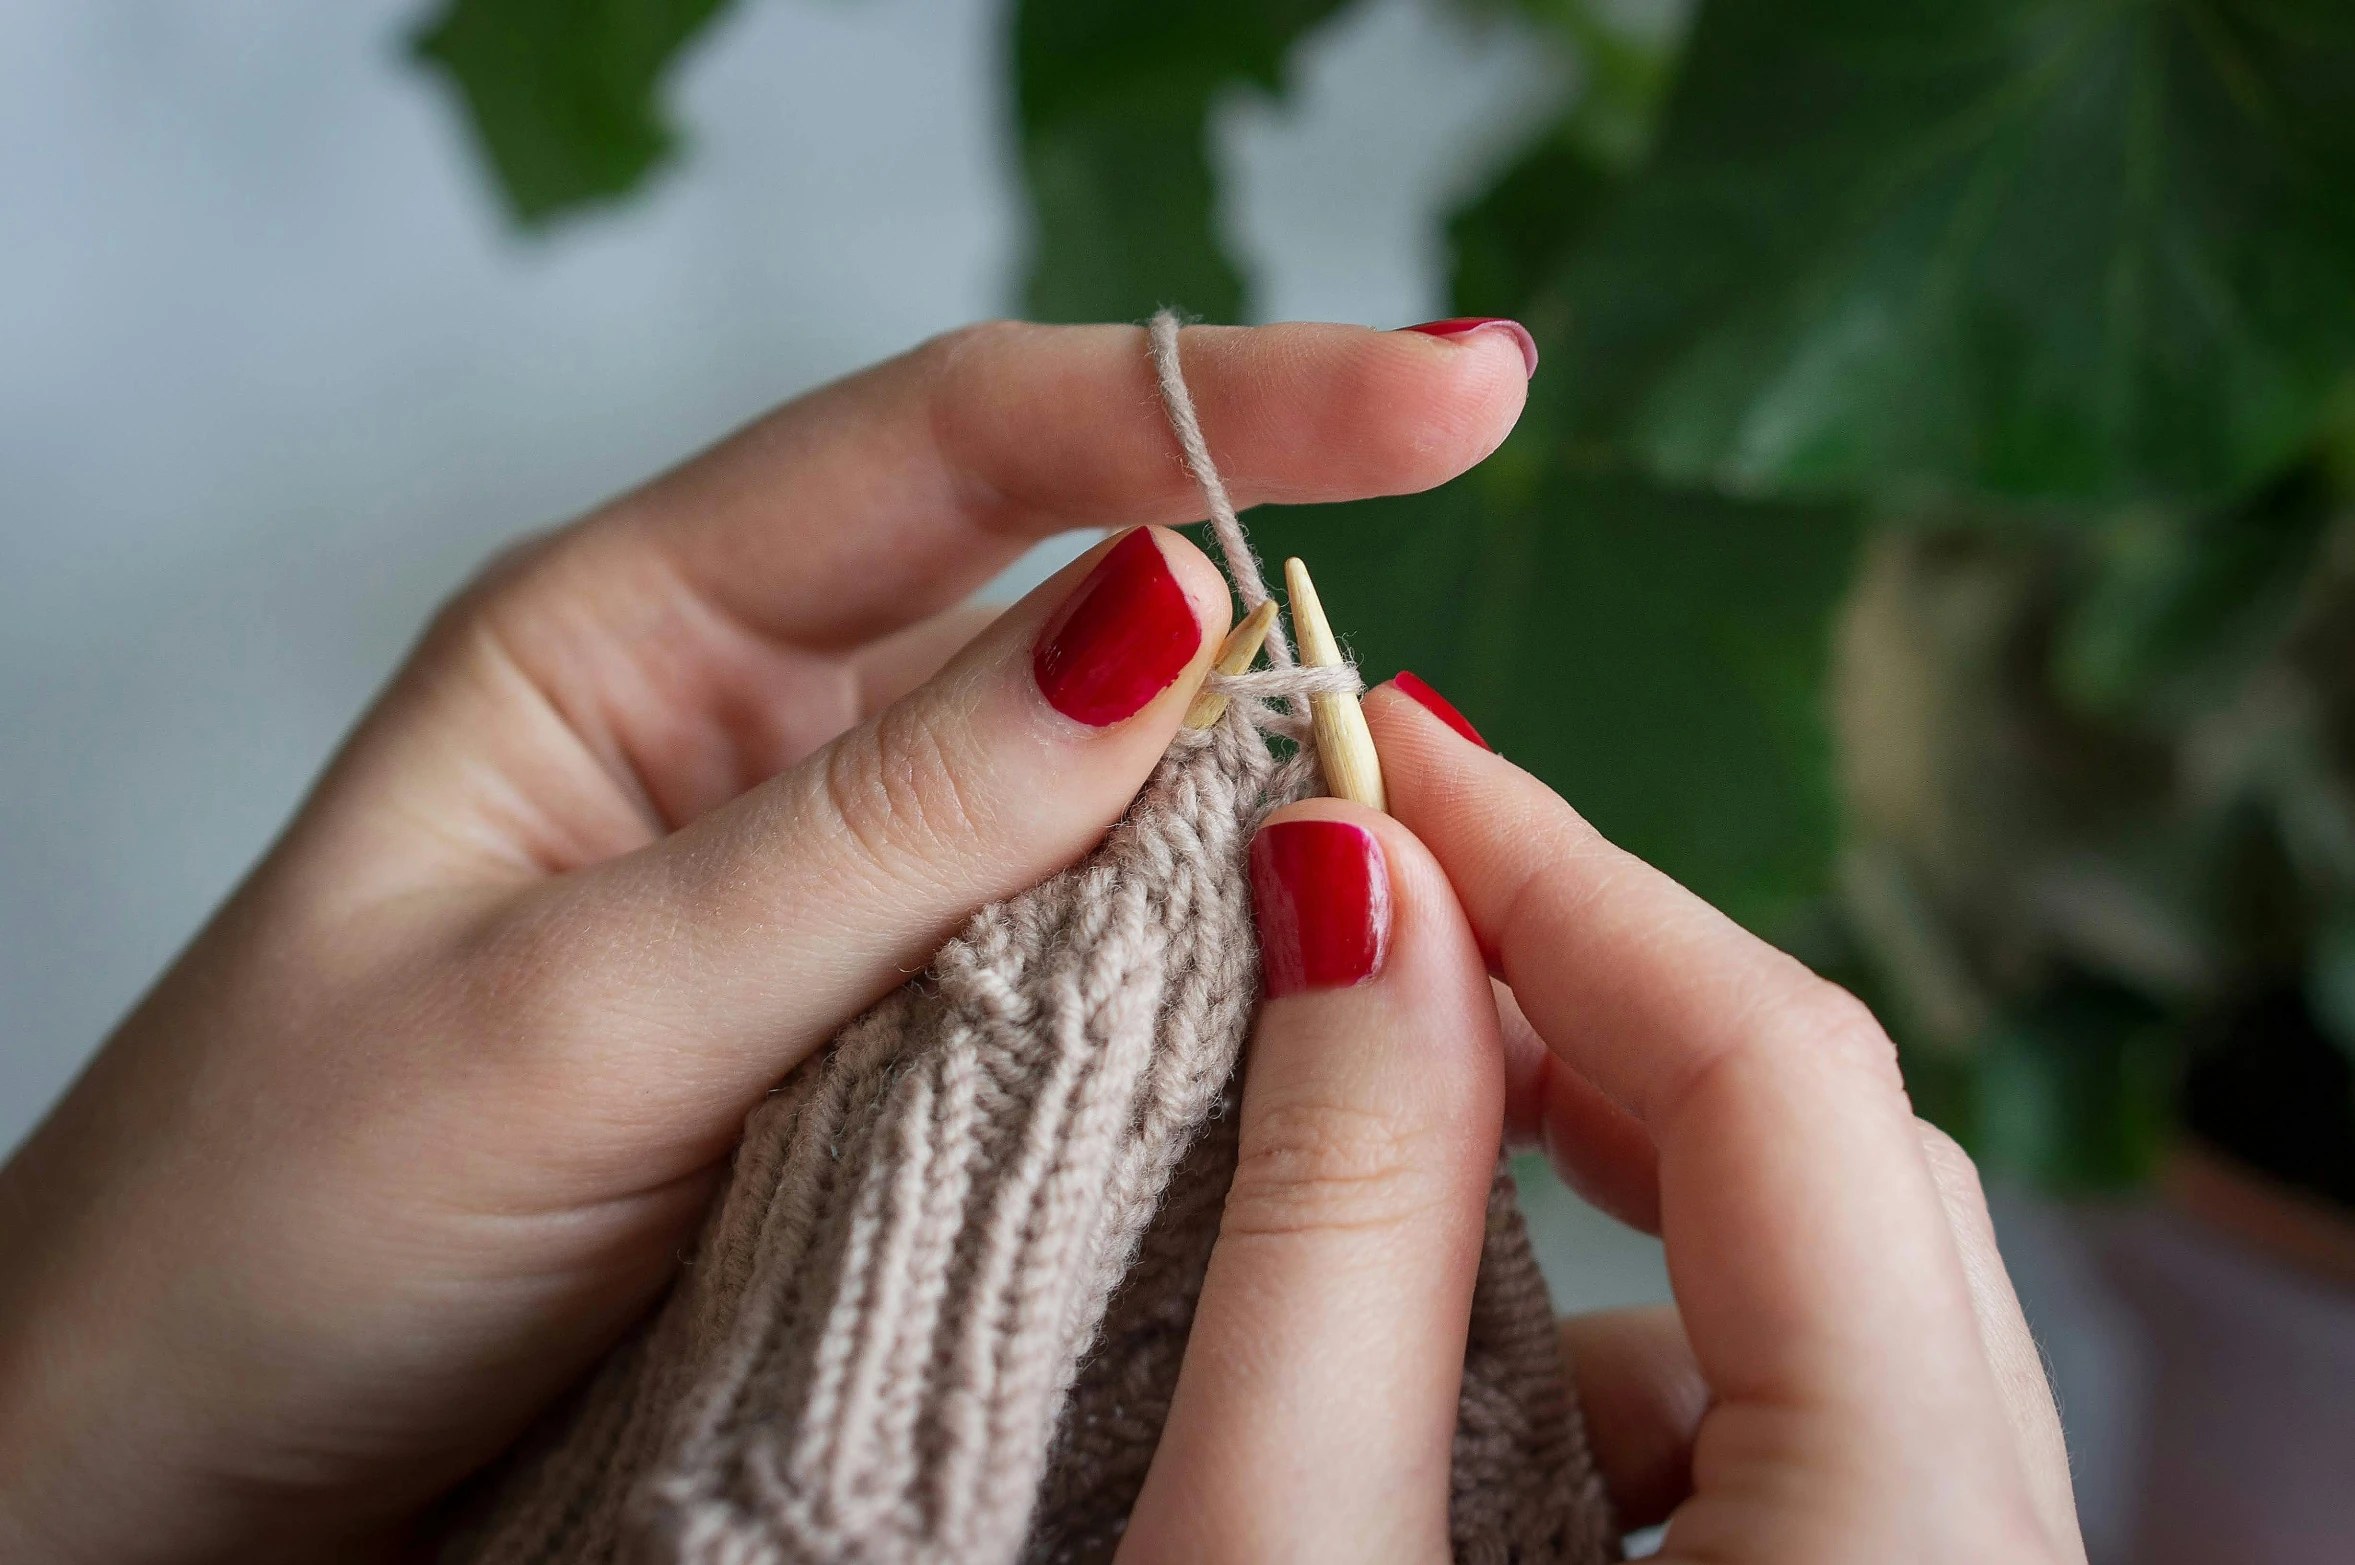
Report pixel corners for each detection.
[1181,598,1281,730]
[1281,556,1387,813]
[1225,598,1280,664]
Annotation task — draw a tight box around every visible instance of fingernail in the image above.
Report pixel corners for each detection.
[1250,820,1391,997]
[1397,316,1539,378]
[1034,528,1203,726]
[1392,670,1490,750]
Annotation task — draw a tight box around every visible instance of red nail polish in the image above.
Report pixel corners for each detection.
[1397,316,1539,377]
[1033,528,1203,726]
[1392,670,1490,749]
[1250,820,1391,997]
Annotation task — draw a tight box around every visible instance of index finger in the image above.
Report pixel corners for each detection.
[582,320,1533,650]
[1364,685,2023,1461]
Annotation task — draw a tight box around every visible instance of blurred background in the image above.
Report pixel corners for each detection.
[4,1,2352,1560]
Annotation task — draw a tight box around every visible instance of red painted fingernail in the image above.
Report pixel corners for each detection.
[1034,528,1203,726]
[1392,670,1490,750]
[1397,316,1539,377]
[1250,820,1391,997]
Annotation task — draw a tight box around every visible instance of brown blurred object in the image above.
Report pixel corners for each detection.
[2089,1175,2355,1565]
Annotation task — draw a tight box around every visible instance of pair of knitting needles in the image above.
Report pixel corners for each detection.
[1180,557,1387,813]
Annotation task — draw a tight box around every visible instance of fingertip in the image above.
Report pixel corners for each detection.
[1280,321,1532,498]
[1558,1306,1707,1529]
[1250,798,1467,935]
[1389,322,1531,463]
[1140,523,1235,654]
[1363,679,1456,765]
[1245,798,1501,1119]
[1249,808,1392,999]
[1368,673,1493,758]
[1538,1060,1664,1235]
[1250,797,1460,997]
[1396,316,1541,378]
[1026,526,1225,730]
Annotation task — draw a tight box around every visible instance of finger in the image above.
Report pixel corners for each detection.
[1559,1305,1707,1530]
[1913,1123,2086,1563]
[466,527,1229,1188]
[1496,978,1550,1146]
[364,322,1531,868]
[1363,681,2057,1555]
[1122,801,1503,1563]
[1496,979,1660,1233]
[583,320,1533,651]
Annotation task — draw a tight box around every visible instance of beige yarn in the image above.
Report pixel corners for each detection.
[434,313,1618,1565]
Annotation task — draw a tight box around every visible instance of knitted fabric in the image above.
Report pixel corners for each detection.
[436,315,1618,1565]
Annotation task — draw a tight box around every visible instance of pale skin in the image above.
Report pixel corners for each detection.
[0,321,2085,1564]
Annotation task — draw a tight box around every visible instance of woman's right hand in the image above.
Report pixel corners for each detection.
[1117,675,2088,1563]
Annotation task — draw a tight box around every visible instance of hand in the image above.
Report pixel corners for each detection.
[0,321,1535,1563]
[1116,680,2088,1564]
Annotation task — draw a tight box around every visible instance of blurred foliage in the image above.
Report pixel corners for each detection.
[412,0,733,224]
[1239,472,1857,933]
[414,0,2355,1198]
[1015,0,1355,322]
[1550,0,2355,505]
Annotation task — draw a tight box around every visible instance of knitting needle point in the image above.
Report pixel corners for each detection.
[1183,598,1280,731]
[1282,556,1387,813]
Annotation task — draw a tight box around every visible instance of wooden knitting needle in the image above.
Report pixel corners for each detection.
[1182,599,1281,730]
[1283,556,1387,812]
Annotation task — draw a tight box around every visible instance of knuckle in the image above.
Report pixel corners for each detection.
[1685,973,1912,1130]
[920,320,1027,423]
[1222,1095,1436,1241]
[925,317,1025,367]
[1782,976,1905,1091]
[921,320,1046,529]
[412,529,569,670]
[820,703,992,888]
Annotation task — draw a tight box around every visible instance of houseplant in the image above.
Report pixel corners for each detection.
[415,0,2355,1210]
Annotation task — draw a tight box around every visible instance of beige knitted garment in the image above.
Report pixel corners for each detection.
[436,314,1618,1565]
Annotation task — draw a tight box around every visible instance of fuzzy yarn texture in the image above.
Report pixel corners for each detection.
[436,313,1618,1565]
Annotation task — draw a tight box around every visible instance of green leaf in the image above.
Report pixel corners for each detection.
[1551,0,2355,504]
[1021,92,1249,325]
[1013,0,1355,322]
[2055,462,2336,718]
[1441,0,1694,329]
[1972,975,2174,1189]
[1446,126,1621,338]
[1479,0,1692,171]
[1251,457,1859,933]
[411,0,736,226]
[2304,911,2355,1068]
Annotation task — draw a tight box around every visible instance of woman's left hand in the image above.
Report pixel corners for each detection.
[0,319,1534,1563]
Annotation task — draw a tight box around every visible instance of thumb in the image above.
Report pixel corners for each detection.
[467,526,1229,1181]
[1120,802,1504,1564]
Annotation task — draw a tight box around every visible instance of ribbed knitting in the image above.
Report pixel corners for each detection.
[434,315,1618,1565]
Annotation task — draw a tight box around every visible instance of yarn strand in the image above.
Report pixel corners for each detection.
[1146,310,1295,670]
